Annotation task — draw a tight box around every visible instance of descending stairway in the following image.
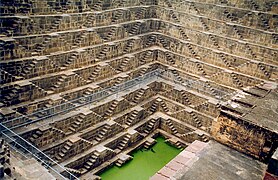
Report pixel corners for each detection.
[93,0,103,11]
[165,119,178,134]
[104,100,119,118]
[55,141,73,161]
[50,75,68,91]
[117,57,131,71]
[20,60,38,77]
[230,73,244,88]
[61,52,78,70]
[87,65,102,82]
[140,50,152,65]
[171,69,183,83]
[29,129,43,143]
[258,63,271,78]
[132,89,145,103]
[111,9,124,23]
[94,125,110,142]
[129,22,142,36]
[103,27,117,41]
[35,36,51,53]
[69,114,86,132]
[189,111,202,128]
[116,134,131,151]
[97,46,110,59]
[160,100,170,112]
[123,38,136,53]
[149,100,159,113]
[181,90,192,105]
[72,31,89,48]
[144,118,157,134]
[125,110,139,126]
[84,151,100,170]
[165,52,175,64]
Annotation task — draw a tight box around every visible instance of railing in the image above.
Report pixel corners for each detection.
[2,69,162,130]
[0,70,160,180]
[0,67,231,179]
[159,70,230,100]
[0,123,79,180]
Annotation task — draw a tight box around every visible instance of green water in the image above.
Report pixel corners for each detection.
[99,136,182,180]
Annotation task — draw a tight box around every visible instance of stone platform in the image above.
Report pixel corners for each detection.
[151,140,266,180]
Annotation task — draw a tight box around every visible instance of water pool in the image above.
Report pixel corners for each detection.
[99,136,182,180]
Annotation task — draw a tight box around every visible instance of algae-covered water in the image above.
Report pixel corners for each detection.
[99,136,182,180]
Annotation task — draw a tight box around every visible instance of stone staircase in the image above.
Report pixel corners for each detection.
[116,134,131,151]
[158,36,168,48]
[146,35,156,46]
[117,57,131,71]
[149,100,159,113]
[111,9,124,23]
[208,34,220,49]
[65,167,82,176]
[165,119,178,134]
[165,52,175,64]
[123,38,136,53]
[51,126,66,136]
[104,100,119,118]
[29,129,43,143]
[171,69,183,83]
[61,52,79,70]
[93,0,103,11]
[84,151,100,170]
[204,82,219,97]
[144,118,157,134]
[230,72,244,88]
[69,114,86,132]
[185,43,200,59]
[160,100,170,112]
[125,110,138,126]
[258,63,271,78]
[94,125,110,142]
[189,111,202,128]
[73,31,89,48]
[85,14,95,27]
[138,66,148,76]
[55,140,73,161]
[178,27,190,40]
[97,46,110,59]
[129,22,141,36]
[32,83,48,96]
[199,17,209,31]
[35,36,51,53]
[87,65,102,82]
[219,53,232,68]
[20,60,38,77]
[132,89,145,103]
[181,90,192,105]
[199,133,209,142]
[49,17,63,32]
[103,27,117,41]
[196,62,207,76]
[140,50,152,65]
[50,75,68,91]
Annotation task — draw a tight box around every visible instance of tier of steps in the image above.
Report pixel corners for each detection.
[94,125,110,142]
[55,141,73,161]
[144,118,157,134]
[116,134,131,151]
[165,119,178,134]
[84,151,100,170]
[104,100,119,118]
[125,110,139,126]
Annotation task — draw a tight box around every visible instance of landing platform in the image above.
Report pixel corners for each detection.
[151,140,266,180]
